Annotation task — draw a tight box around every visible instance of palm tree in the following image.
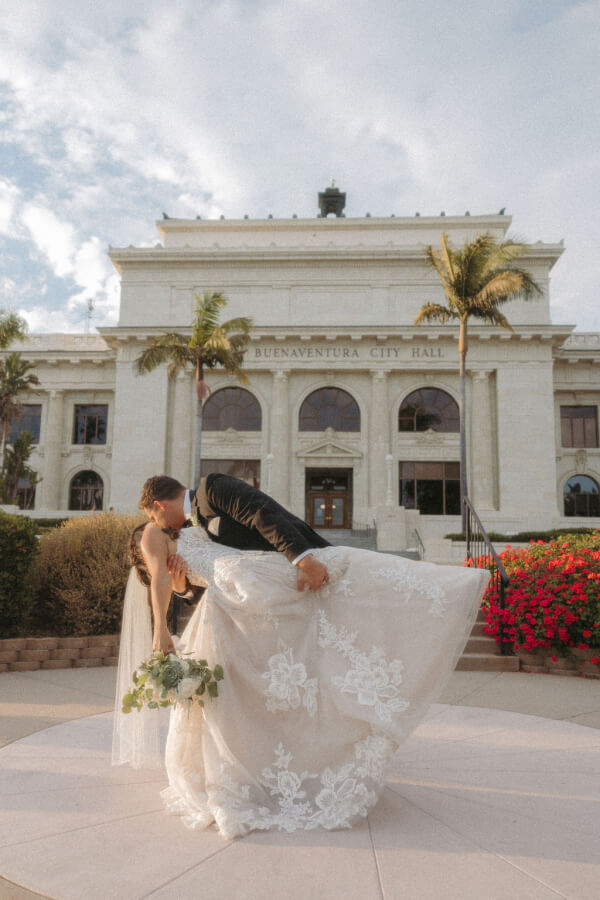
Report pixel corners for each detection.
[415,232,543,528]
[0,353,40,473]
[135,291,252,484]
[0,431,41,505]
[0,312,27,349]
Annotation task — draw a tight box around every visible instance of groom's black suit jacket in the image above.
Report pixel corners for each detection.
[191,474,330,562]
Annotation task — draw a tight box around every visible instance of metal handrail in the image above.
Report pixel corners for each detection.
[351,520,377,538]
[463,497,510,654]
[413,528,425,560]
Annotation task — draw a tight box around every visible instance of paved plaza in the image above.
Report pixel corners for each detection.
[0,667,598,900]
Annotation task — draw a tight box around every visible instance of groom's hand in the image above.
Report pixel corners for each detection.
[297,555,329,592]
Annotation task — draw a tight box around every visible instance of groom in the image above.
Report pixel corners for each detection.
[140,470,330,595]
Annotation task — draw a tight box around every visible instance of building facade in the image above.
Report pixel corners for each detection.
[4,209,600,547]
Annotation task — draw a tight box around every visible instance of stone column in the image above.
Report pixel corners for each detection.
[470,370,495,510]
[270,370,290,505]
[109,342,170,511]
[369,370,389,512]
[38,390,64,510]
[168,370,192,484]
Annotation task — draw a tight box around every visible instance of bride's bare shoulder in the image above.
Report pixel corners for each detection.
[140,523,169,554]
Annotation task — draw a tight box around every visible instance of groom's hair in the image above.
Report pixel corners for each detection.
[139,475,185,509]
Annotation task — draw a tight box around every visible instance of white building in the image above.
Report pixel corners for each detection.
[4,197,600,548]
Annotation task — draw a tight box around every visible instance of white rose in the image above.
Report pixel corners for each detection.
[177,677,199,700]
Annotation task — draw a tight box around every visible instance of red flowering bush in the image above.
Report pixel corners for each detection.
[473,532,600,657]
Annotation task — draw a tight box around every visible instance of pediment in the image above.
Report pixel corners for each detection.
[296,439,362,460]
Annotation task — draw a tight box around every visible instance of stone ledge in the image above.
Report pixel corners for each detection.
[0,635,120,672]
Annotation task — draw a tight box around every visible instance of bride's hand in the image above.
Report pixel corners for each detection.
[153,624,176,654]
[167,553,188,594]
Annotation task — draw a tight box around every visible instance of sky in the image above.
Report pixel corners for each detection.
[0,0,598,335]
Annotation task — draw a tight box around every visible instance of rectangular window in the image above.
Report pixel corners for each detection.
[17,476,36,511]
[9,404,42,444]
[399,461,460,515]
[199,459,261,489]
[73,405,108,445]
[560,406,598,448]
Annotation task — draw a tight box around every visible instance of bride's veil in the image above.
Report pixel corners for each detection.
[111,568,164,769]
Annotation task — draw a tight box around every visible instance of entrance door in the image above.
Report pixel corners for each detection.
[306,469,352,529]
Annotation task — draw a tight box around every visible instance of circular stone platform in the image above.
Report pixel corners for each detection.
[0,705,598,900]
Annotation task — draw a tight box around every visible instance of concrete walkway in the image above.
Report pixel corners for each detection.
[0,667,599,899]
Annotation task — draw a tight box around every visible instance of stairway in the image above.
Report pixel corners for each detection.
[316,529,377,551]
[456,609,519,672]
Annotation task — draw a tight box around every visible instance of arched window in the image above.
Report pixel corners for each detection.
[563,474,600,517]
[69,471,104,511]
[203,388,262,431]
[299,388,360,432]
[399,388,459,433]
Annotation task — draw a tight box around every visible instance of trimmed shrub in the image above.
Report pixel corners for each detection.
[0,511,39,637]
[31,513,144,636]
[446,527,597,543]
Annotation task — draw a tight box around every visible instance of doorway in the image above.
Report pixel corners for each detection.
[306,468,352,529]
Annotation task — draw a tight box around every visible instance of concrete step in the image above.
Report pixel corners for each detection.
[464,636,501,655]
[470,622,491,637]
[456,654,519,672]
[316,529,377,551]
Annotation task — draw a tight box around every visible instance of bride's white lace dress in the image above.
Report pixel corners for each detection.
[160,527,489,839]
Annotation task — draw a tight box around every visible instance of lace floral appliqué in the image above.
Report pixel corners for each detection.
[261,642,318,717]
[213,743,379,835]
[318,611,409,724]
[369,566,449,618]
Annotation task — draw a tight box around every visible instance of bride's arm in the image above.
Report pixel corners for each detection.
[141,525,176,653]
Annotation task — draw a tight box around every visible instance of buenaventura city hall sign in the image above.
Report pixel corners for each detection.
[252,343,446,362]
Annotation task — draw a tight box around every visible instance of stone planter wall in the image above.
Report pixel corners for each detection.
[0,635,120,672]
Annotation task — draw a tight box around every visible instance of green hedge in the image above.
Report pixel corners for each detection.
[445,527,598,543]
[0,511,39,637]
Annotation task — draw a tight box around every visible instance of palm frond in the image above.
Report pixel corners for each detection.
[0,313,28,350]
[475,268,543,306]
[482,238,528,272]
[414,303,457,326]
[439,232,456,282]
[134,333,189,375]
[192,291,228,342]
[220,315,252,334]
[425,245,453,296]
[470,307,514,331]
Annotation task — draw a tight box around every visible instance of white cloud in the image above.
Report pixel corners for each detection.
[0,0,598,331]
[0,179,21,234]
[21,204,76,278]
[18,304,83,334]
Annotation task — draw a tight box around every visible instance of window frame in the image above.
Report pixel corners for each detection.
[68,470,105,511]
[398,388,460,434]
[299,388,361,432]
[9,404,42,444]
[399,460,461,515]
[560,406,599,449]
[203,388,262,432]
[72,404,108,445]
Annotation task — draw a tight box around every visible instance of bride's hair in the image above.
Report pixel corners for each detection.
[130,523,151,589]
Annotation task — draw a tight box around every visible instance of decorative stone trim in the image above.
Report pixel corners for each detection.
[0,635,120,672]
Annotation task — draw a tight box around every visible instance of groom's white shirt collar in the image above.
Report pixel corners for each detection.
[184,487,220,535]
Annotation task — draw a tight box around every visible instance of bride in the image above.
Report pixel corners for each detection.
[113,520,489,840]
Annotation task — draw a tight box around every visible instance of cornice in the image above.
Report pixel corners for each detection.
[108,243,564,273]
[156,213,512,234]
[98,324,575,346]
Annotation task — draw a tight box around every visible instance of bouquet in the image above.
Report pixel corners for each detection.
[121,650,224,714]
